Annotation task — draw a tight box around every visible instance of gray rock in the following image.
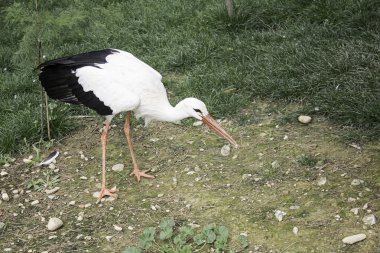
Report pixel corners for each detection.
[112,164,124,172]
[342,234,366,244]
[362,214,376,226]
[220,145,231,156]
[47,217,63,231]
[298,115,312,124]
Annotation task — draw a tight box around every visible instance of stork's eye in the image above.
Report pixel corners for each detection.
[194,109,202,113]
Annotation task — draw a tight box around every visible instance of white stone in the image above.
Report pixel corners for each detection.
[348,197,356,202]
[292,227,298,235]
[317,177,327,186]
[127,226,134,230]
[274,210,286,221]
[45,187,60,194]
[342,234,366,244]
[242,174,252,180]
[289,205,300,210]
[48,163,56,169]
[220,145,231,156]
[69,201,76,205]
[362,203,368,210]
[362,214,376,226]
[351,179,361,186]
[23,158,32,164]
[298,115,312,124]
[112,164,124,172]
[283,135,289,140]
[0,171,8,176]
[2,192,10,201]
[80,176,87,180]
[193,121,203,126]
[271,160,280,169]
[47,217,63,231]
[350,208,360,215]
[31,200,39,205]
[0,222,5,229]
[105,236,113,241]
[113,225,122,231]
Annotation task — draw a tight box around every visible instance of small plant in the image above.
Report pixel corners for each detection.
[122,217,249,253]
[296,153,318,167]
[0,154,15,165]
[26,170,60,191]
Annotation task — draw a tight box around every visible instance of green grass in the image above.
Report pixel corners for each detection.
[0,0,379,154]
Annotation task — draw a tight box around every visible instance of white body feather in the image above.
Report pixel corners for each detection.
[75,49,183,124]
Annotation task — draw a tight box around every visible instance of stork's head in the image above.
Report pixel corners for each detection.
[177,97,237,147]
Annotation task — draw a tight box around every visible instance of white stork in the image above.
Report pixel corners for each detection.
[38,49,237,202]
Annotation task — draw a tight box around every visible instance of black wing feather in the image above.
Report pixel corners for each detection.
[38,49,117,115]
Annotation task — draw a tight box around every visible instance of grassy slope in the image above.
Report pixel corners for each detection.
[0,0,379,155]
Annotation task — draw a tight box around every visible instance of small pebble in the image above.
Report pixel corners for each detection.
[292,227,298,235]
[0,171,8,177]
[31,200,39,205]
[2,192,10,201]
[289,205,300,210]
[80,176,87,180]
[350,208,360,215]
[193,121,203,126]
[112,164,124,172]
[45,187,60,195]
[283,135,289,140]
[23,158,32,164]
[274,210,286,221]
[47,217,63,231]
[127,226,134,230]
[220,145,231,156]
[298,115,312,124]
[157,193,164,197]
[342,234,366,244]
[0,222,5,229]
[271,160,280,169]
[4,248,11,252]
[362,214,376,226]
[69,201,76,205]
[317,177,327,186]
[242,174,252,180]
[113,225,122,231]
[351,179,362,186]
[105,236,113,241]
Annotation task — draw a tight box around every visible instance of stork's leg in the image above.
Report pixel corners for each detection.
[97,121,117,202]
[124,112,155,181]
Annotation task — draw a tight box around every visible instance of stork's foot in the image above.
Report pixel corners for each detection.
[130,168,155,182]
[96,186,118,203]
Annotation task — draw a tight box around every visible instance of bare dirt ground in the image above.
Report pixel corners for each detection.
[1,101,379,252]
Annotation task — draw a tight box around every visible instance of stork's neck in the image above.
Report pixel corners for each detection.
[141,99,189,125]
[157,101,189,122]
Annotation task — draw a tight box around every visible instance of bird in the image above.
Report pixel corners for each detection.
[38,48,237,202]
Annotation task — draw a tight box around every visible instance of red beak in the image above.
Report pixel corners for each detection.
[201,114,237,147]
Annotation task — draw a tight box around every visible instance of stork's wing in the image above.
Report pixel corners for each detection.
[38,49,118,115]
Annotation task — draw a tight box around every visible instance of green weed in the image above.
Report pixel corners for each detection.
[122,217,249,253]
[26,170,60,191]
[297,154,318,167]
